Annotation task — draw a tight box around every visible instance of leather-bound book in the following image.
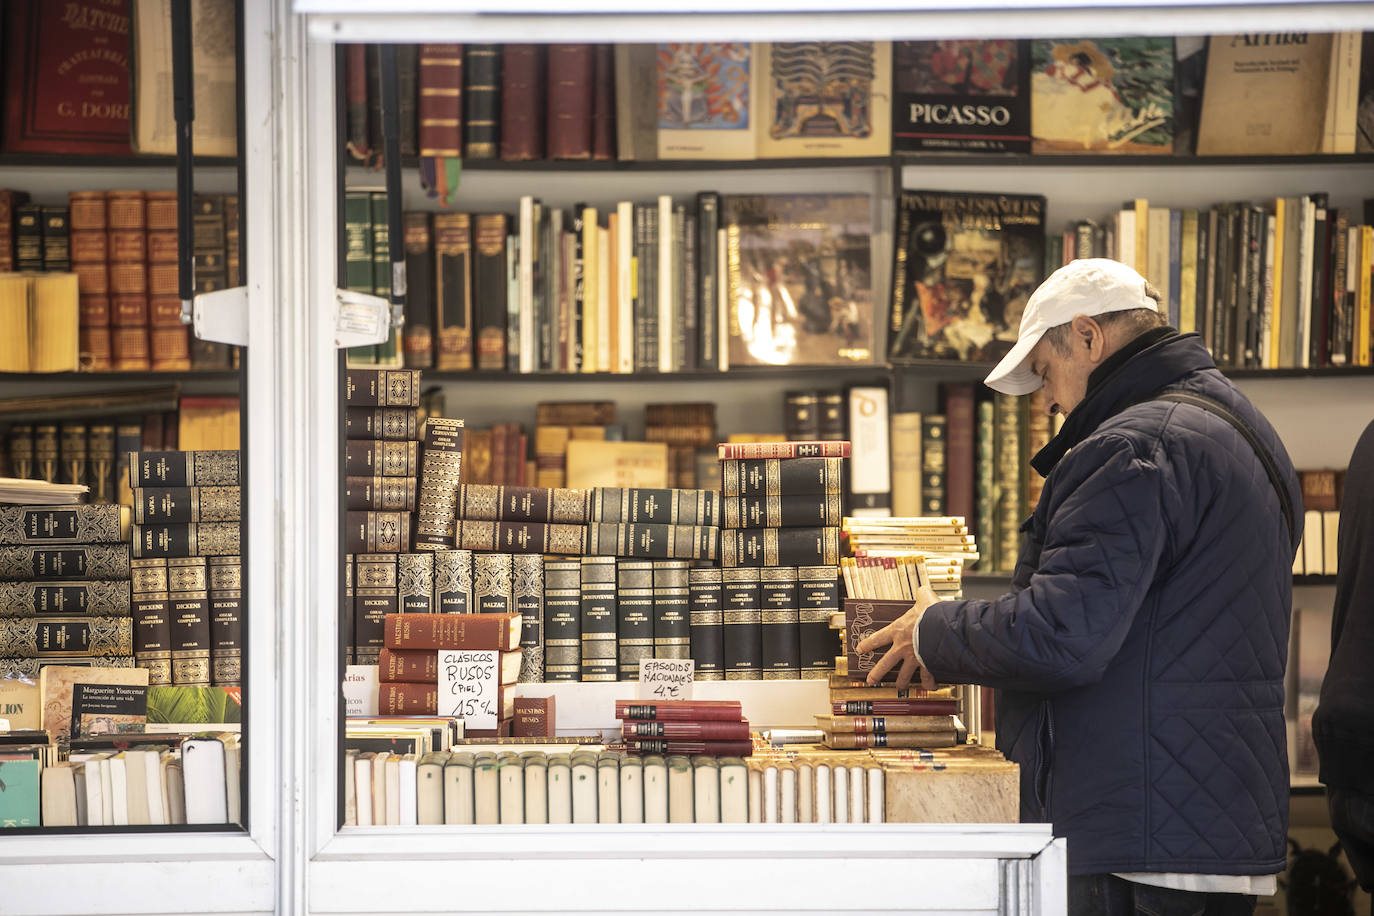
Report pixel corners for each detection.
[463,45,500,160]
[721,568,762,681]
[591,45,615,161]
[147,192,189,370]
[42,206,70,271]
[69,192,112,372]
[616,559,654,681]
[107,191,149,372]
[397,552,433,614]
[401,212,435,368]
[344,44,371,162]
[542,557,580,682]
[2,0,133,155]
[759,566,800,679]
[396,44,419,158]
[512,553,544,682]
[797,565,839,679]
[687,567,724,680]
[473,213,509,370]
[0,189,31,272]
[168,557,210,686]
[89,423,117,501]
[432,549,472,615]
[418,43,463,159]
[191,194,232,369]
[546,44,594,160]
[59,422,88,490]
[14,203,43,271]
[500,45,545,161]
[354,553,397,663]
[433,212,473,370]
[132,557,172,685]
[651,560,690,660]
[208,556,241,687]
[578,556,616,682]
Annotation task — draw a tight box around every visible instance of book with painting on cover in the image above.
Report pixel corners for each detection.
[1030,37,1175,154]
[888,190,1045,364]
[1196,34,1334,156]
[754,41,891,159]
[724,193,874,367]
[893,40,1032,154]
[657,43,758,160]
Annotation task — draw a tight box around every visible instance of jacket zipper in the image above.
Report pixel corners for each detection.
[1040,701,1056,821]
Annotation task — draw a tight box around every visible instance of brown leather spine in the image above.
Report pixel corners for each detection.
[345,44,370,161]
[433,212,473,370]
[149,327,191,371]
[111,327,151,371]
[418,43,463,158]
[546,44,594,160]
[500,44,545,161]
[591,44,615,161]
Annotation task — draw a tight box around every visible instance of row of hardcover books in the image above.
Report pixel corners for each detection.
[0,189,241,372]
[1052,197,1374,369]
[342,554,842,684]
[342,37,1374,163]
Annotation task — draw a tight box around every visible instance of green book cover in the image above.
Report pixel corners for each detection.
[0,759,40,828]
[146,685,243,726]
[370,191,401,367]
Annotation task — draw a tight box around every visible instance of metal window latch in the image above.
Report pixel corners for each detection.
[186,287,251,347]
[335,288,393,349]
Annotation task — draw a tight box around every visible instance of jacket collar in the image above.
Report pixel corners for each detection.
[1030,330,1215,477]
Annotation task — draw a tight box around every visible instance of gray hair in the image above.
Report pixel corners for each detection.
[1043,283,1166,356]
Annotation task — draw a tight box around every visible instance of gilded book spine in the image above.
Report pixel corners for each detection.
[354,554,399,663]
[457,520,588,556]
[129,450,241,487]
[579,556,616,682]
[168,557,211,686]
[588,523,719,561]
[344,407,421,440]
[344,512,412,554]
[721,494,843,529]
[344,368,423,406]
[651,560,690,660]
[415,417,465,550]
[0,506,130,545]
[719,458,846,498]
[616,559,654,680]
[759,566,800,679]
[720,528,841,568]
[344,476,418,511]
[543,558,581,682]
[132,486,242,524]
[344,440,420,477]
[397,553,435,614]
[0,617,133,658]
[132,523,241,559]
[0,581,131,617]
[721,567,761,681]
[687,567,724,680]
[797,565,840,679]
[132,557,172,685]
[432,549,473,614]
[344,554,356,664]
[473,553,513,614]
[512,554,544,682]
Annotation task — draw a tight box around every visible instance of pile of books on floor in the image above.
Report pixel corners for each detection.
[616,699,752,758]
[0,505,133,680]
[842,516,977,599]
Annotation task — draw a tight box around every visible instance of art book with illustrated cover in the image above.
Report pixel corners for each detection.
[723,193,874,367]
[892,40,1031,154]
[1030,37,1175,154]
[656,43,758,160]
[888,190,1045,364]
[754,41,891,159]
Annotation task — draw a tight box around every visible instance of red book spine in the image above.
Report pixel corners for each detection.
[345,44,370,161]
[625,738,753,756]
[383,611,521,651]
[716,441,852,460]
[620,720,751,740]
[417,43,463,158]
[3,0,133,155]
[500,44,545,161]
[69,191,110,372]
[614,700,744,722]
[378,646,441,683]
[830,699,961,716]
[591,44,614,161]
[381,681,438,715]
[940,383,975,524]
[545,44,593,160]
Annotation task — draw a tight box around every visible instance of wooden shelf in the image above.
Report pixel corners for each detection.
[0,370,240,382]
[0,153,238,169]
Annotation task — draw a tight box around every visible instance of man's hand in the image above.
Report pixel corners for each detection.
[854,586,941,690]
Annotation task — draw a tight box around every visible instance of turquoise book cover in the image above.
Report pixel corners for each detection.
[0,759,40,828]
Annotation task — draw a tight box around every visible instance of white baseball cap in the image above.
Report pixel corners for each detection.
[984,258,1159,396]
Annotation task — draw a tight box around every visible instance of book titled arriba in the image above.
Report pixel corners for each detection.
[3,0,134,155]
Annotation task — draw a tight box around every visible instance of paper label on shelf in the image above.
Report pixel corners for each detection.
[342,664,378,717]
[334,289,390,346]
[437,650,500,731]
[638,658,694,701]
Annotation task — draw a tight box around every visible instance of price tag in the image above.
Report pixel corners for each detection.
[437,650,500,731]
[638,658,694,701]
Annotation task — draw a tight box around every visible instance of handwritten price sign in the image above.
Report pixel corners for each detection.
[437,650,500,731]
[638,658,694,701]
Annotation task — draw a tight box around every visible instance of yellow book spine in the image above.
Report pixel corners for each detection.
[1359,225,1373,367]
[581,208,599,374]
[1269,197,1286,369]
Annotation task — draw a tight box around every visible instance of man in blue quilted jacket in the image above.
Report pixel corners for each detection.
[860,259,1302,916]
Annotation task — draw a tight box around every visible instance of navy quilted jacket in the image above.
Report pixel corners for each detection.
[918,331,1301,877]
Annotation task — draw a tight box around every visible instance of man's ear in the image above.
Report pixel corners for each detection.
[1070,314,1107,361]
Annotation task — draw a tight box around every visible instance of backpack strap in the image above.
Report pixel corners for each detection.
[1152,391,1296,545]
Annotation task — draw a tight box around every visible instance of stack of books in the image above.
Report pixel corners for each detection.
[645,402,717,491]
[842,516,977,599]
[377,611,522,737]
[0,505,134,680]
[615,699,752,758]
[717,440,847,681]
[814,710,964,750]
[129,450,243,687]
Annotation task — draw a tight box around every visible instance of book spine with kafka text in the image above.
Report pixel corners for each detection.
[132,487,241,524]
[129,451,241,487]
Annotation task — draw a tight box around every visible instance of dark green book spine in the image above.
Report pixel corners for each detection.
[579,555,616,682]
[759,566,799,679]
[797,565,840,679]
[687,566,724,681]
[543,558,581,682]
[721,567,761,681]
[720,457,845,498]
[370,191,400,365]
[652,560,690,660]
[344,189,376,363]
[473,553,513,614]
[616,559,654,680]
[463,45,501,159]
[512,554,544,682]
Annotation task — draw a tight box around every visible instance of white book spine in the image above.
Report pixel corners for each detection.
[1297,197,1314,369]
[692,765,718,824]
[399,756,417,827]
[353,757,372,826]
[867,766,885,824]
[597,761,620,824]
[618,763,643,824]
[642,761,668,824]
[814,764,831,824]
[524,761,548,825]
[547,761,572,825]
[833,764,849,824]
[762,764,779,824]
[616,201,635,373]
[518,196,537,374]
[717,227,730,371]
[848,764,865,824]
[499,760,524,825]
[597,226,612,372]
[658,195,674,373]
[797,763,814,824]
[779,766,796,824]
[747,767,762,823]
